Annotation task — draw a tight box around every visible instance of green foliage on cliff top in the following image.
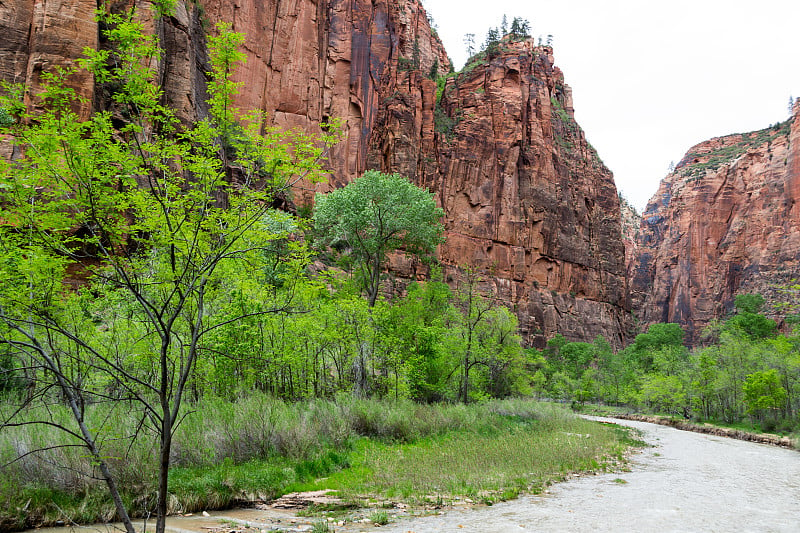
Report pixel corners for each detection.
[679,120,792,178]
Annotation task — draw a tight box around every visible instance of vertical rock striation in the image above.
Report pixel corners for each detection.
[0,0,97,118]
[632,105,800,342]
[387,41,630,348]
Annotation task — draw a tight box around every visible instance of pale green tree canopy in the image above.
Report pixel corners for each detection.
[313,170,444,306]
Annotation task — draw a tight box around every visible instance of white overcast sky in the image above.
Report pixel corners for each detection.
[421,0,800,211]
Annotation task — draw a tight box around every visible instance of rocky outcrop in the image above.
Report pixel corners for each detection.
[0,0,98,118]
[388,41,630,348]
[0,0,631,347]
[197,0,450,196]
[632,104,800,342]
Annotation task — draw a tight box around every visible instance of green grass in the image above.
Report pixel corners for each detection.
[370,509,389,525]
[679,120,792,178]
[168,451,352,511]
[0,397,638,530]
[301,404,634,504]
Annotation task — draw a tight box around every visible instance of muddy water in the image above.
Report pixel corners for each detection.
[30,417,800,533]
[374,417,800,532]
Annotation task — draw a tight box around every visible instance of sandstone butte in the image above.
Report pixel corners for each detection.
[631,101,800,343]
[1,0,633,348]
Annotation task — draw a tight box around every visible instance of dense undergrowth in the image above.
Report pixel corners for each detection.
[0,396,634,531]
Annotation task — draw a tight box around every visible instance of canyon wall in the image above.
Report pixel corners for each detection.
[0,0,631,347]
[413,42,629,347]
[632,104,800,342]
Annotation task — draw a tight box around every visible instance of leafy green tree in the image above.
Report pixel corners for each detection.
[629,323,685,372]
[559,342,595,380]
[0,11,333,533]
[0,107,13,127]
[688,348,721,419]
[380,278,453,401]
[722,293,777,339]
[313,170,444,307]
[725,312,777,340]
[640,374,687,415]
[446,268,523,403]
[484,27,501,56]
[743,369,787,420]
[734,293,766,314]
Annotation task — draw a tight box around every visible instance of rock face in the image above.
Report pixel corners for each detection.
[0,0,632,347]
[0,0,98,118]
[632,104,800,342]
[619,194,642,286]
[198,0,450,195]
[393,41,630,348]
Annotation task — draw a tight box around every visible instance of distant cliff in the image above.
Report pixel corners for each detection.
[0,0,632,347]
[632,103,800,342]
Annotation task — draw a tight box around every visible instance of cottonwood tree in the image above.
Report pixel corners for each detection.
[313,170,444,307]
[0,8,334,533]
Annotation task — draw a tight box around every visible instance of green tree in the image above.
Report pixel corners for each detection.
[378,278,453,401]
[629,323,685,372]
[640,374,687,415]
[509,17,531,39]
[723,293,776,339]
[725,312,777,340]
[484,27,501,57]
[0,107,13,127]
[559,342,595,380]
[313,170,444,307]
[743,369,787,420]
[446,268,523,403]
[0,11,334,533]
[734,293,765,314]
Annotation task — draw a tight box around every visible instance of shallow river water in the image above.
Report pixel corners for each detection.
[31,417,800,533]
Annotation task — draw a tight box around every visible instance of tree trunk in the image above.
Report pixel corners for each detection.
[156,411,172,533]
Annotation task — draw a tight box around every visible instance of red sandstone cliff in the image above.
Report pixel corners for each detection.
[632,103,800,342]
[0,0,631,347]
[384,41,631,347]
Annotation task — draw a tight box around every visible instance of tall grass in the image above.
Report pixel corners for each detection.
[316,403,632,502]
[0,395,634,530]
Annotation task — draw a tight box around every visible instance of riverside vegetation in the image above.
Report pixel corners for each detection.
[0,396,635,530]
[535,293,800,440]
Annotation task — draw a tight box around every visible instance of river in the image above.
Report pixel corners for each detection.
[29,417,800,533]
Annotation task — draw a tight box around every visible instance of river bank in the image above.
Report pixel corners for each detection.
[373,416,800,532]
[1,399,632,531]
[607,413,798,449]
[27,416,800,532]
